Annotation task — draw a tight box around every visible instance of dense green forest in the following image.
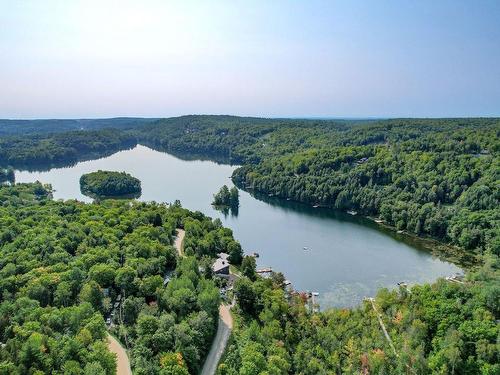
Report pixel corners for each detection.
[80,171,142,199]
[0,183,242,374]
[0,115,498,374]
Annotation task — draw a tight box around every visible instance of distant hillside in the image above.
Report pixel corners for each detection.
[0,117,158,136]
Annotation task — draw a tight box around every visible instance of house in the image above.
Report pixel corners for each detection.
[212,253,230,275]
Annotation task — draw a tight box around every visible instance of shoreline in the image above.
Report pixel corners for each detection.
[239,184,477,270]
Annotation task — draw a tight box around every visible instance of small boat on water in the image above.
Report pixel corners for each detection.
[397,230,404,234]
[312,204,319,208]
[303,246,309,250]
[347,210,357,215]
[374,218,383,223]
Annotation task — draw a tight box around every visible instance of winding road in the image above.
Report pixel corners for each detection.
[106,229,232,375]
[174,228,234,375]
[105,229,187,375]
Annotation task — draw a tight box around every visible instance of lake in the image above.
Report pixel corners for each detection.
[15,145,461,308]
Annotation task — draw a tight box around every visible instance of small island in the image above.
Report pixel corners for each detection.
[80,170,141,199]
[212,185,239,215]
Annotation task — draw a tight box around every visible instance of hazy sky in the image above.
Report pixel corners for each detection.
[1,0,499,118]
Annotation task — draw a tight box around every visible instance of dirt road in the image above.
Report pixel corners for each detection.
[107,334,132,375]
[200,304,233,375]
[174,228,185,256]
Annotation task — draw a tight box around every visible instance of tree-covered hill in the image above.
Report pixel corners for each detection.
[0,129,137,169]
[0,117,157,136]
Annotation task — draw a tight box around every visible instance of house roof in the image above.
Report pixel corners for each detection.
[218,252,229,261]
[212,258,229,273]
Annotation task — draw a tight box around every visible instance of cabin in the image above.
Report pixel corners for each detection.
[212,253,230,275]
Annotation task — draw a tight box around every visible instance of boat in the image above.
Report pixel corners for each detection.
[374,218,383,223]
[397,230,404,234]
[303,246,309,250]
[313,204,319,208]
[347,210,357,215]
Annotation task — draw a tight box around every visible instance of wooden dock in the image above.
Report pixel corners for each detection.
[256,267,272,273]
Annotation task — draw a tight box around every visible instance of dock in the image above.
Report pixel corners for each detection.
[256,267,273,274]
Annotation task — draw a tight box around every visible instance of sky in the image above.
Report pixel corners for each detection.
[1,0,499,119]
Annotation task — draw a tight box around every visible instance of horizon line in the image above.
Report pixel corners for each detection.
[1,114,500,121]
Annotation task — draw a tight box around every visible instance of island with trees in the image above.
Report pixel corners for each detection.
[80,170,142,199]
[212,185,239,215]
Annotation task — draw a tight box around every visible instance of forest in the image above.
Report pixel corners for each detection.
[0,115,498,374]
[80,171,142,199]
[0,183,243,374]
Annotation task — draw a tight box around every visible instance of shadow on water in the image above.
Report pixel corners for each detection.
[213,204,239,218]
[140,141,235,166]
[8,144,138,172]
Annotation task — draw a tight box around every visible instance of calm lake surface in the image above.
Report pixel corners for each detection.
[16,145,461,308]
